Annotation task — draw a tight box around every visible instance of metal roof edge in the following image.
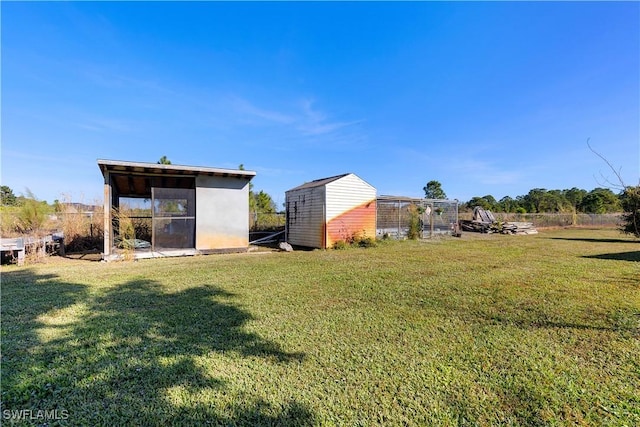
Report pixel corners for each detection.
[285,172,380,192]
[378,195,459,203]
[97,159,256,178]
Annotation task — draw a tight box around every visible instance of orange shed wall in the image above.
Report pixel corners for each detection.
[326,200,376,248]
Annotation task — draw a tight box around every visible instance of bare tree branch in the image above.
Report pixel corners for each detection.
[587,138,626,190]
[587,138,640,238]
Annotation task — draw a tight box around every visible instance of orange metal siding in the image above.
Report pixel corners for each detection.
[326,200,376,247]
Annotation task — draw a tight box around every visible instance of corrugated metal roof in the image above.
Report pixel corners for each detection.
[378,195,458,203]
[286,173,351,192]
[377,195,422,202]
[97,159,256,179]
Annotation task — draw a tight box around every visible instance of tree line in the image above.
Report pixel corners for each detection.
[423,180,622,214]
[424,179,639,238]
[463,187,622,214]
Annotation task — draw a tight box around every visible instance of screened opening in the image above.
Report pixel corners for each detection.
[110,175,196,252]
[116,197,152,249]
[152,187,195,250]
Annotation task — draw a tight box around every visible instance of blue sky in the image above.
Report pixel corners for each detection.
[2,2,639,207]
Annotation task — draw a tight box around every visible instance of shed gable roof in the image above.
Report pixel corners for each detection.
[286,173,352,192]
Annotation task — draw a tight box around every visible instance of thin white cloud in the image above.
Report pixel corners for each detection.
[80,66,174,95]
[228,95,364,141]
[74,116,134,132]
[10,104,142,134]
[231,97,295,124]
[300,98,325,123]
[298,119,363,136]
[253,165,305,177]
[207,95,369,153]
[2,150,92,166]
[297,98,363,136]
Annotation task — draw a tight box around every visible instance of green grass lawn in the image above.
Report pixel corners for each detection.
[2,228,639,426]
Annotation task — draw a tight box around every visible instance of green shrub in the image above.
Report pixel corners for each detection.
[356,236,377,248]
[407,204,422,240]
[16,191,50,234]
[332,232,377,249]
[332,240,349,250]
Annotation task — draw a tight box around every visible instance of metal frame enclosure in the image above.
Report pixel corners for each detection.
[376,196,459,239]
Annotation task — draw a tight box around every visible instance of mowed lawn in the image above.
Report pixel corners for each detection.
[1,228,639,426]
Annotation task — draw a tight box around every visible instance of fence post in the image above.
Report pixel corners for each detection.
[397,200,401,239]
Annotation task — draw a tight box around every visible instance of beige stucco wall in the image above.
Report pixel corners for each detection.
[195,175,251,251]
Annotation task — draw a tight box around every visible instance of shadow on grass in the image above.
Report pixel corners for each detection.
[1,269,313,425]
[547,237,639,244]
[480,314,622,332]
[62,251,103,262]
[583,251,640,262]
[430,294,638,335]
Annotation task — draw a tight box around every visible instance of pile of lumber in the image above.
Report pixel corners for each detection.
[497,221,538,235]
[459,207,538,235]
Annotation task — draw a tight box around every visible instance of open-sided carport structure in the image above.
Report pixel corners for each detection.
[98,159,255,260]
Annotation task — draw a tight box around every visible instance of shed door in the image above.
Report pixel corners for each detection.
[151,187,195,250]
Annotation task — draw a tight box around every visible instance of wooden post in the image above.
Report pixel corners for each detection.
[103,170,112,259]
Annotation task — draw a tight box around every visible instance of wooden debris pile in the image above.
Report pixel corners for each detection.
[459,207,538,235]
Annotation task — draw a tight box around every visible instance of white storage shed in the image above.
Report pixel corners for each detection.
[285,173,376,249]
